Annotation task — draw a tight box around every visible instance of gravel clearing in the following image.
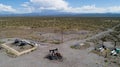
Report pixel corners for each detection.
[0,24,120,67]
[0,38,119,67]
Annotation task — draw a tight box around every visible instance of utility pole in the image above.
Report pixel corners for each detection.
[114,41,117,48]
[61,28,63,43]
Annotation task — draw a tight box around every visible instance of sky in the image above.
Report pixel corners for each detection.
[0,0,120,14]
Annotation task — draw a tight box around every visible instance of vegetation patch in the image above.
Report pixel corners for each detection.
[71,42,90,49]
[51,40,61,44]
[0,17,119,31]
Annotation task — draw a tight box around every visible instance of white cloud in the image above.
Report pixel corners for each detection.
[21,0,120,13]
[3,0,120,14]
[108,6,120,13]
[21,2,34,13]
[63,5,107,13]
[21,0,69,13]
[0,3,16,13]
[30,0,69,10]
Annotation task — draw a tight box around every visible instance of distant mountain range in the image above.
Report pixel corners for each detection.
[0,12,120,17]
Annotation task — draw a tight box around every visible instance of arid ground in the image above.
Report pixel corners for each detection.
[0,17,120,67]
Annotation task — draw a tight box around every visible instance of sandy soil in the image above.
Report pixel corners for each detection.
[0,24,120,67]
[0,36,119,67]
[0,39,119,67]
[0,27,94,43]
[0,40,101,67]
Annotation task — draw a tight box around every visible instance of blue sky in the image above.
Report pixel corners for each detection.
[0,0,120,14]
[67,0,114,7]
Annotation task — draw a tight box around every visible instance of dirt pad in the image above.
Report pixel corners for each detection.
[0,39,119,67]
[0,25,120,67]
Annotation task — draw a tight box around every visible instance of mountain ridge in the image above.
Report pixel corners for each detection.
[0,13,120,17]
